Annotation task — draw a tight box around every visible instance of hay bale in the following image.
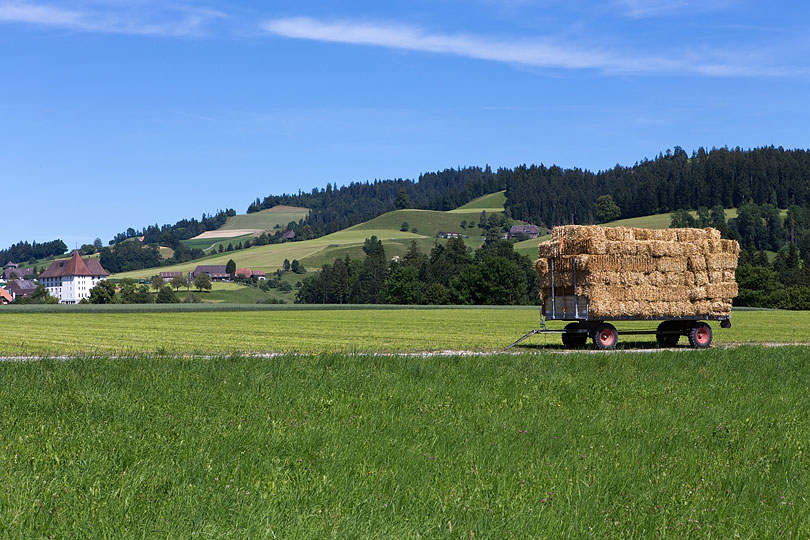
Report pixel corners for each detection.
[603,227,635,242]
[693,271,709,286]
[706,253,738,270]
[720,239,740,254]
[687,255,707,272]
[688,286,707,301]
[656,257,687,273]
[537,241,561,259]
[706,282,738,298]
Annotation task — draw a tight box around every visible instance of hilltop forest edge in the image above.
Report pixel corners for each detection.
[4,146,810,309]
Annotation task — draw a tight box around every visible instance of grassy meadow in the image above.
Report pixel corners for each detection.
[0,308,807,356]
[448,190,507,213]
[348,209,482,238]
[1,346,809,537]
[115,228,426,280]
[181,233,256,253]
[219,205,310,231]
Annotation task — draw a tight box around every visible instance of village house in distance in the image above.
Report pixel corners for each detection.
[38,251,109,304]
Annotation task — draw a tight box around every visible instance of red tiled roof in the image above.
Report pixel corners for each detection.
[83,257,109,277]
[235,268,252,277]
[0,288,12,303]
[39,252,107,278]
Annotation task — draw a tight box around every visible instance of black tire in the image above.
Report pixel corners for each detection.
[656,321,680,348]
[592,323,618,350]
[562,323,587,349]
[688,322,712,349]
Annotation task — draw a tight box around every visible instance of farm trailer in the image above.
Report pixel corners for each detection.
[507,256,731,350]
[508,225,739,350]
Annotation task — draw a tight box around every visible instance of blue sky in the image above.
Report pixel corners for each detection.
[2,0,810,249]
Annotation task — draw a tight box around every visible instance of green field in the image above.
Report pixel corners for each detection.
[180,233,256,253]
[299,237,441,269]
[448,190,507,213]
[157,246,174,259]
[348,209,482,238]
[219,205,310,231]
[1,346,809,537]
[0,308,807,356]
[172,281,280,304]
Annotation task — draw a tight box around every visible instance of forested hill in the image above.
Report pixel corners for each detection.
[248,146,810,238]
[248,166,505,236]
[504,146,810,226]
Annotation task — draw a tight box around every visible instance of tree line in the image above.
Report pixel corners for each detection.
[296,236,538,306]
[505,146,810,227]
[0,239,67,266]
[669,202,810,309]
[107,209,237,247]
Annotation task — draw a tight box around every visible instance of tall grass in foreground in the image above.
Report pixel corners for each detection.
[1,347,808,538]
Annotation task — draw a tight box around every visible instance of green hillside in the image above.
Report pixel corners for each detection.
[348,209,481,237]
[181,234,255,253]
[219,205,309,231]
[117,196,754,282]
[448,190,506,213]
[115,227,426,279]
[178,206,311,254]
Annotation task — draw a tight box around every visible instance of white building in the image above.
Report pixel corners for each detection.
[38,251,109,304]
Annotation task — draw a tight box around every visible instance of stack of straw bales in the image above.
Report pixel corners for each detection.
[535,226,739,319]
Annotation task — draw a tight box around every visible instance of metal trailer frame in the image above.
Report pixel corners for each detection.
[506,257,731,350]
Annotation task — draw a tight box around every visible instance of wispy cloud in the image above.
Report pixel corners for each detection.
[0,1,224,36]
[261,17,672,73]
[261,16,795,77]
[618,0,735,18]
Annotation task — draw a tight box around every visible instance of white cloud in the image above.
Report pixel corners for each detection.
[0,1,224,36]
[261,16,788,77]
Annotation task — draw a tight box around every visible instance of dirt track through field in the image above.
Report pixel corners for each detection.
[0,342,805,362]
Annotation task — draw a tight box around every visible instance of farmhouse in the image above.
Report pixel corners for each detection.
[235,267,252,278]
[252,270,266,280]
[508,225,540,239]
[38,252,109,304]
[160,271,183,281]
[191,265,229,281]
[3,263,35,280]
[6,279,37,300]
[437,232,462,239]
[281,230,295,241]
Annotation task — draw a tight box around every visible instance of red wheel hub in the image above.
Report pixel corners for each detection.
[695,326,710,345]
[599,329,615,346]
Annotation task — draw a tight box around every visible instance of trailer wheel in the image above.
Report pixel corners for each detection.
[592,323,618,350]
[656,321,680,348]
[562,323,587,349]
[688,322,712,348]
